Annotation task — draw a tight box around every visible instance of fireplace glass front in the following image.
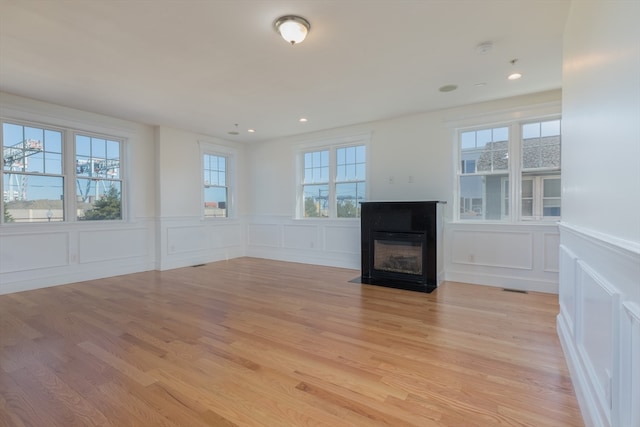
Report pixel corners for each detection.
[373,233,424,276]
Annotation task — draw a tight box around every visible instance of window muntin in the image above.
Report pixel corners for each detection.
[521,175,561,219]
[459,126,510,220]
[303,150,329,218]
[2,122,65,223]
[521,119,561,220]
[522,120,561,170]
[300,142,367,219]
[203,153,228,218]
[335,145,366,218]
[456,118,561,222]
[76,134,122,220]
[1,119,126,225]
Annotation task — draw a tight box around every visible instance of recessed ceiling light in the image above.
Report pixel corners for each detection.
[299,118,308,122]
[248,129,255,133]
[474,82,487,87]
[507,58,522,80]
[439,84,458,92]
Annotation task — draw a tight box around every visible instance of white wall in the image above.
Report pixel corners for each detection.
[246,90,563,291]
[558,1,640,426]
[0,92,157,293]
[154,125,247,271]
[1,89,566,295]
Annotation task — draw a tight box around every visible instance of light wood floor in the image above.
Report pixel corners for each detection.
[0,257,583,427]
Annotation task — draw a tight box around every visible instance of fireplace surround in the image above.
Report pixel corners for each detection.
[360,201,444,293]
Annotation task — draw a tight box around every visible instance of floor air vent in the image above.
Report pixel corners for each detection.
[502,288,528,294]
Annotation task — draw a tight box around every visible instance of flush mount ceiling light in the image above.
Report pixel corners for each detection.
[274,15,310,45]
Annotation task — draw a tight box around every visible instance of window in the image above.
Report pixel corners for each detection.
[457,118,561,222]
[75,134,122,220]
[2,122,64,223]
[203,153,228,218]
[521,119,561,220]
[299,137,367,219]
[302,150,329,217]
[1,119,125,224]
[335,145,366,218]
[459,126,509,220]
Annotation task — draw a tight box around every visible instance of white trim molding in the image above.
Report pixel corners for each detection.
[557,222,640,427]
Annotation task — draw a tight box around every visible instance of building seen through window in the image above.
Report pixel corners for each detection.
[458,119,561,221]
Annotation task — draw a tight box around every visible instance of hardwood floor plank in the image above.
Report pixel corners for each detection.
[77,341,157,387]
[0,257,583,426]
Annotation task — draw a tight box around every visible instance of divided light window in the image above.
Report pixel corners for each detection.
[459,126,509,220]
[203,153,227,218]
[2,119,126,224]
[302,144,366,218]
[457,118,561,222]
[75,134,122,220]
[521,120,561,220]
[2,122,64,223]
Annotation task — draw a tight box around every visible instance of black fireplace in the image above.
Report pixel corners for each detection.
[361,201,444,293]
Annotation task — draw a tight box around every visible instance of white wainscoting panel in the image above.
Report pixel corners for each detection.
[577,260,618,426]
[445,223,558,293]
[557,222,640,427]
[245,216,360,270]
[0,219,156,295]
[324,225,360,254]
[283,224,318,250]
[247,223,281,248]
[559,245,578,336]
[167,225,208,254]
[211,223,242,249]
[0,232,69,273]
[159,217,245,270]
[451,229,533,269]
[79,228,148,263]
[543,232,560,272]
[619,302,640,427]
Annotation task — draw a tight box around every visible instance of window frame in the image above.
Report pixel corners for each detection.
[454,115,561,223]
[1,118,127,225]
[74,131,125,222]
[296,133,370,220]
[200,141,236,220]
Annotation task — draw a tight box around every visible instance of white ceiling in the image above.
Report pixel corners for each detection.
[0,0,571,143]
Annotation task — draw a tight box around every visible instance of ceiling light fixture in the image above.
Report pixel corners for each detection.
[508,58,522,80]
[228,124,239,135]
[299,117,308,122]
[439,84,458,92]
[274,15,310,45]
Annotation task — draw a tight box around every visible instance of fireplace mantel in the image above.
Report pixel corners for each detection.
[360,201,444,293]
